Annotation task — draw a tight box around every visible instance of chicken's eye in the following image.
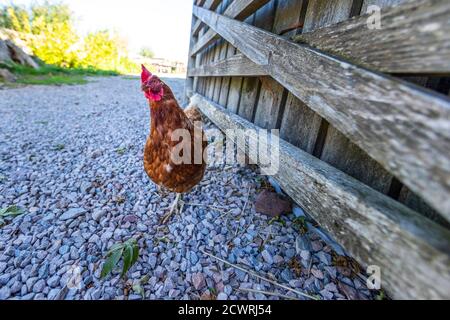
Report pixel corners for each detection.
[145,77,162,93]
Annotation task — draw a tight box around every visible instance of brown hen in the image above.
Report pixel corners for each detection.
[141,65,207,223]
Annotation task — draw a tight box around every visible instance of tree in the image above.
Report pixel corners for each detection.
[140,47,155,59]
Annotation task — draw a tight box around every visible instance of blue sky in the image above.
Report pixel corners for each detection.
[1,0,193,62]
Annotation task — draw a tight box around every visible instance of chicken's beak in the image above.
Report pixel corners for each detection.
[141,64,152,83]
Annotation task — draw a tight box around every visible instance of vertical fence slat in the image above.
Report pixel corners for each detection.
[296,0,395,195]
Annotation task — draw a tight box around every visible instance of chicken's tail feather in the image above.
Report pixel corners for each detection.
[184,104,204,125]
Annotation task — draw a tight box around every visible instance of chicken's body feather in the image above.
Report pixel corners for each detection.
[143,92,207,194]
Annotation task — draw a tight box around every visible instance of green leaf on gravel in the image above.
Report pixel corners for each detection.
[121,245,133,277]
[53,144,65,151]
[0,205,24,217]
[101,238,140,279]
[132,283,145,299]
[101,247,123,279]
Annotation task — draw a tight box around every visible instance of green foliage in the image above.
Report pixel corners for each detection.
[0,205,25,227]
[139,47,155,59]
[132,275,149,299]
[292,216,308,235]
[115,147,127,155]
[0,2,138,74]
[0,61,118,86]
[52,143,65,151]
[101,238,139,279]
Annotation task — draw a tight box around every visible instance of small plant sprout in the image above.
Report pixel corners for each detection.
[53,143,65,151]
[0,205,25,227]
[101,238,139,279]
[292,216,308,235]
[132,275,149,299]
[116,147,127,155]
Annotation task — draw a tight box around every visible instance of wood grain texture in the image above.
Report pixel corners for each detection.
[304,0,395,195]
[252,0,283,130]
[192,0,450,75]
[227,76,243,113]
[295,0,450,74]
[192,0,222,36]
[399,186,450,230]
[238,77,260,121]
[302,0,354,32]
[275,0,322,152]
[188,53,266,77]
[254,77,285,129]
[191,0,271,56]
[320,128,394,194]
[192,93,450,300]
[192,5,450,219]
[279,93,322,154]
[272,0,306,36]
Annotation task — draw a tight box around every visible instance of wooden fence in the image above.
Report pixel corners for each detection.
[185,0,450,300]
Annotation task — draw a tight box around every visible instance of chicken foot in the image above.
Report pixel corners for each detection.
[156,185,170,198]
[161,193,183,224]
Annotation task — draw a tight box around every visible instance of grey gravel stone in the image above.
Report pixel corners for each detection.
[46,275,60,288]
[0,273,10,285]
[217,292,228,300]
[0,286,11,300]
[48,288,60,300]
[32,279,45,293]
[192,273,206,290]
[59,208,85,221]
[261,250,273,264]
[92,209,106,222]
[0,77,372,301]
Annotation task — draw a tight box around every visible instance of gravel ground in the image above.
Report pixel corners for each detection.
[0,76,377,300]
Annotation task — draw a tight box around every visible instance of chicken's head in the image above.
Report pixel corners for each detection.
[141,64,164,101]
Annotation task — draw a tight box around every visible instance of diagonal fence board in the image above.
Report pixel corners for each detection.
[295,0,450,74]
[191,0,271,56]
[192,0,223,36]
[192,5,450,220]
[191,93,450,300]
[191,0,450,74]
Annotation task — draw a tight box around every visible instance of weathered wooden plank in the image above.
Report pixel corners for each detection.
[192,93,450,300]
[237,77,260,122]
[188,54,266,77]
[206,46,215,99]
[191,0,271,56]
[399,186,450,230]
[192,5,450,219]
[251,0,282,130]
[226,76,243,114]
[280,93,322,154]
[213,40,223,102]
[396,74,450,225]
[302,0,354,32]
[253,77,285,129]
[193,0,450,75]
[295,0,450,74]
[272,0,306,36]
[184,8,200,103]
[303,0,395,195]
[238,1,274,126]
[321,129,394,194]
[192,0,222,36]
[216,0,232,107]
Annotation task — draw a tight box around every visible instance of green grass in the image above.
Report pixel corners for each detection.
[0,62,119,86]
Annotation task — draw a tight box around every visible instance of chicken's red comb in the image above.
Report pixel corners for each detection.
[141,64,152,83]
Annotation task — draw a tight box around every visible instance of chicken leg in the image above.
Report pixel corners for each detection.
[161,193,183,224]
